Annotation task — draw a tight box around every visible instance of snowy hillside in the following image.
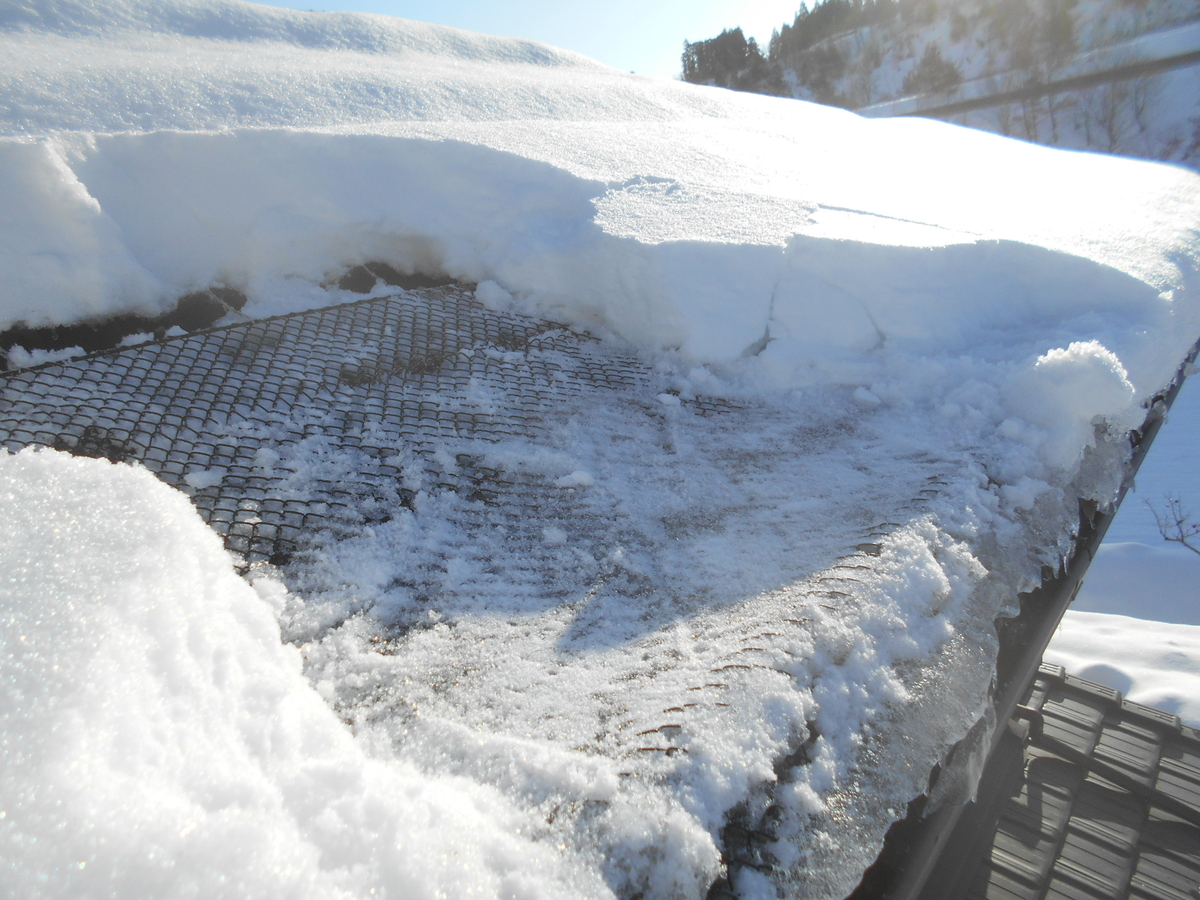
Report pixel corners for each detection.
[3,2,1200,899]
[685,0,1200,167]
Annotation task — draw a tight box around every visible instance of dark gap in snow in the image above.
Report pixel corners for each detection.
[0,286,247,370]
[334,261,458,294]
[706,724,824,898]
[52,423,140,464]
[1,262,456,371]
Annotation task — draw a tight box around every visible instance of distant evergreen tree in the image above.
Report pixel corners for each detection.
[682,0,899,108]
[790,44,850,106]
[764,0,898,107]
[682,28,785,94]
[902,43,963,95]
[769,0,896,60]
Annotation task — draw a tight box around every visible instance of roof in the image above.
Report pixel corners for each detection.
[7,271,1200,900]
[918,663,1200,900]
[5,263,1200,900]
[5,279,973,898]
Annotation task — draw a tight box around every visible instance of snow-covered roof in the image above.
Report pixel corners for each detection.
[3,2,1200,899]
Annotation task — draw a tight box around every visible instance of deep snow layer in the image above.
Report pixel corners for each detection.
[4,2,1200,899]
[3,0,1200,396]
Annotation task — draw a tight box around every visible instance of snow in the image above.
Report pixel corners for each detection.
[183,466,227,489]
[1047,373,1200,727]
[1046,613,1200,725]
[553,469,596,488]
[3,1,1200,898]
[3,344,85,368]
[0,447,605,900]
[4,1,1200,382]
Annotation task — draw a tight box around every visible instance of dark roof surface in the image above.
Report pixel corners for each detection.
[920,664,1200,900]
[0,284,665,566]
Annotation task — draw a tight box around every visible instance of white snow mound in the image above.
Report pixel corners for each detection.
[0,447,606,900]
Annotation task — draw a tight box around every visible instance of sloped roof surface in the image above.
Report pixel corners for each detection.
[4,284,1197,900]
[922,664,1200,900]
[1,281,1000,899]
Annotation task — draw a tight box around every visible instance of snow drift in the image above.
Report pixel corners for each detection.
[3,1,1200,899]
[0,448,607,900]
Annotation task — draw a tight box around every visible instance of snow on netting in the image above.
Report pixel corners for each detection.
[0,285,655,560]
[0,283,988,897]
[0,282,939,583]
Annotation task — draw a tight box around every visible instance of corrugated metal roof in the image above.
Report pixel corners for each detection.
[920,664,1200,900]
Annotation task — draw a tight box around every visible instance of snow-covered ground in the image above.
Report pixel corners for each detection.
[1047,373,1200,726]
[3,2,1200,899]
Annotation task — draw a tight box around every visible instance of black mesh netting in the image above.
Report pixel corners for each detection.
[0,285,737,570]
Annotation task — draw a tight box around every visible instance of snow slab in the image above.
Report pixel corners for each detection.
[3,2,1200,899]
[3,0,1200,390]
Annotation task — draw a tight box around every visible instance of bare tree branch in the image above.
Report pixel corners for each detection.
[1145,495,1200,557]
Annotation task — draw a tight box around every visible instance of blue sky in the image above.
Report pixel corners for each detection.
[258,1,805,78]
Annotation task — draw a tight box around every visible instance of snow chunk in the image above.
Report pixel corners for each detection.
[1004,341,1138,471]
[474,279,513,308]
[542,525,568,545]
[999,476,1052,513]
[554,470,594,488]
[852,387,882,408]
[183,466,226,489]
[0,448,605,900]
[4,344,85,369]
